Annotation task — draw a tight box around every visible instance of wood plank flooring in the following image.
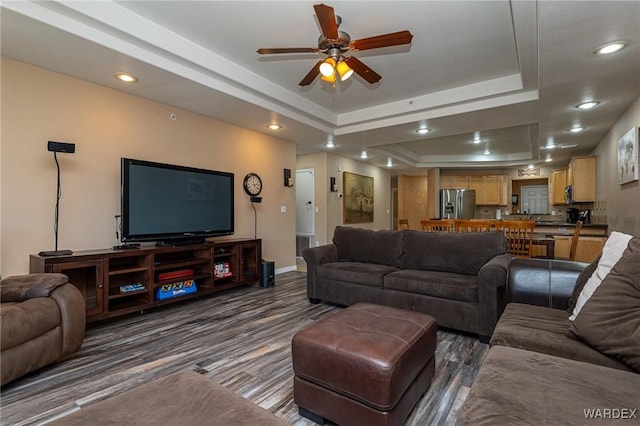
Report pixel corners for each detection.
[0,271,488,425]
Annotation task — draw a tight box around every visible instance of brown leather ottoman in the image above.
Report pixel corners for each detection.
[292,303,437,426]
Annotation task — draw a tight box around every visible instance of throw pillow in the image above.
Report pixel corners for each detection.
[569,231,632,321]
[566,254,601,314]
[568,236,640,372]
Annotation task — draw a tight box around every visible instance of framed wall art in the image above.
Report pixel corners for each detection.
[343,171,374,224]
[617,127,639,184]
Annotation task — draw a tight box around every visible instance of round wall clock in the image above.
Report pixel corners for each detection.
[243,173,262,196]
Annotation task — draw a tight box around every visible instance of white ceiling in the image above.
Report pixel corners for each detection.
[2,1,639,174]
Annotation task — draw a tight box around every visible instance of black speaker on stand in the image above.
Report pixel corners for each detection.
[261,260,275,288]
[39,141,76,257]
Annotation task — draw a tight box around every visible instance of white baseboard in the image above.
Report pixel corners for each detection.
[276,265,297,274]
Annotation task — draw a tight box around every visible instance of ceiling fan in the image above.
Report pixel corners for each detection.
[257,3,413,86]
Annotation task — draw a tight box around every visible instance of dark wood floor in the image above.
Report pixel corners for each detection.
[0,271,488,425]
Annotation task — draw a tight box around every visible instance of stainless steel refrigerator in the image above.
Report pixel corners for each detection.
[440,189,476,219]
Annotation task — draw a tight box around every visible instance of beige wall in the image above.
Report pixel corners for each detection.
[297,152,391,243]
[1,58,297,276]
[592,95,640,236]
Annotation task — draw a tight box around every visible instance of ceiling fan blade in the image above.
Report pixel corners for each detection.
[344,56,381,84]
[314,3,339,40]
[257,47,319,54]
[299,60,323,86]
[350,30,413,51]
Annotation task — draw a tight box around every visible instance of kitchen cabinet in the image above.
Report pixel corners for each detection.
[550,169,568,205]
[553,236,605,263]
[440,175,468,189]
[468,175,508,205]
[567,156,596,202]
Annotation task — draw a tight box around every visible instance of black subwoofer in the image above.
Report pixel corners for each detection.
[261,260,275,288]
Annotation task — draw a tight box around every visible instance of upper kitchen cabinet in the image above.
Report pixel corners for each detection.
[440,175,469,189]
[550,169,568,205]
[469,175,508,205]
[567,156,596,202]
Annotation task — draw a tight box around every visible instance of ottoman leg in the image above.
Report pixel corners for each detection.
[299,406,326,425]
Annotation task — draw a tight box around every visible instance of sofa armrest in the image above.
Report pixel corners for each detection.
[302,244,338,300]
[477,253,513,337]
[0,273,69,302]
[50,283,86,357]
[508,258,588,310]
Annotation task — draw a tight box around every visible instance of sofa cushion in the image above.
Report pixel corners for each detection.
[457,346,640,426]
[491,303,631,371]
[568,236,640,373]
[0,298,61,351]
[401,230,505,275]
[570,231,632,320]
[384,270,478,303]
[332,226,403,267]
[317,262,398,288]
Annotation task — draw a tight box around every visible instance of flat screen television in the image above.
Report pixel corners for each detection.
[121,158,234,245]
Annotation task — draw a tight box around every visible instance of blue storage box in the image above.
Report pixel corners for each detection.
[156,279,197,300]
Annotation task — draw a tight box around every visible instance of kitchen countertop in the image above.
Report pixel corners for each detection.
[534,221,607,228]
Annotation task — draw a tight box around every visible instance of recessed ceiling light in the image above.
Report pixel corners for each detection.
[568,126,585,133]
[593,41,626,56]
[325,141,335,148]
[360,150,369,159]
[115,72,138,83]
[471,137,484,144]
[267,123,282,130]
[386,158,393,167]
[576,101,600,110]
[416,127,431,135]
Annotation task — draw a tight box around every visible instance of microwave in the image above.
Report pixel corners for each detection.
[564,185,574,204]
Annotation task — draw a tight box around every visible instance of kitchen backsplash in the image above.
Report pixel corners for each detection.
[475,203,596,223]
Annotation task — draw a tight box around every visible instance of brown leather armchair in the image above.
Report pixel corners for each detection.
[1,273,85,386]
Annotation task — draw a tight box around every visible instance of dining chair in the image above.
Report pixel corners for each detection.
[568,220,584,261]
[501,220,536,257]
[398,219,410,230]
[454,219,495,232]
[420,219,455,232]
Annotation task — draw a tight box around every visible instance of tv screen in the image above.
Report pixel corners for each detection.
[121,158,234,244]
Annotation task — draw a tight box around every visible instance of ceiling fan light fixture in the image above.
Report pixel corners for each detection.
[319,57,336,77]
[321,73,336,83]
[336,61,353,81]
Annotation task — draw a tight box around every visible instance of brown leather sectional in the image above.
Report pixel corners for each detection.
[457,256,640,425]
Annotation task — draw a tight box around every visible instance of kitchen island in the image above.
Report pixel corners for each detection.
[532,221,607,262]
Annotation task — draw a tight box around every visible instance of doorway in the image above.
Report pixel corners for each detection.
[521,185,549,214]
[295,169,314,257]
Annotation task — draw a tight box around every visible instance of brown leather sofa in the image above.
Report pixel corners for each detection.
[303,226,512,340]
[457,255,640,425]
[1,273,85,386]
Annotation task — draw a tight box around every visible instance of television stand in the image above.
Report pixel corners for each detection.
[156,238,206,247]
[30,238,262,323]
